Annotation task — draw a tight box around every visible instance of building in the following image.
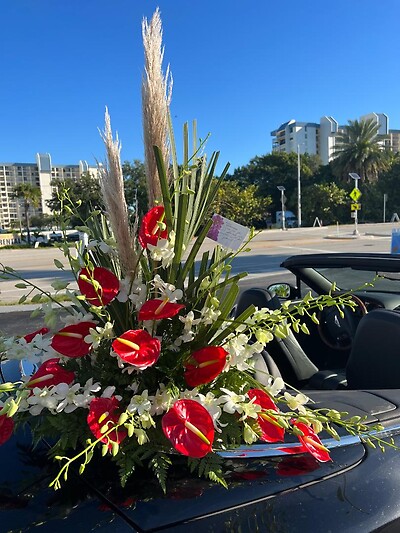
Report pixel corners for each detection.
[271,119,321,160]
[0,154,97,229]
[271,112,398,165]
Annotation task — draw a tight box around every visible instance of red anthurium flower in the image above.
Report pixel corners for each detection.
[247,389,285,443]
[27,358,75,389]
[112,330,161,369]
[87,396,127,450]
[0,415,14,446]
[24,327,49,343]
[278,421,332,463]
[78,267,119,307]
[184,346,227,387]
[138,206,168,249]
[162,399,214,458]
[138,299,185,321]
[51,322,96,358]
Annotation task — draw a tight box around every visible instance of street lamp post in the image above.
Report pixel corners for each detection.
[383,193,388,223]
[277,185,286,230]
[349,172,361,236]
[297,144,302,228]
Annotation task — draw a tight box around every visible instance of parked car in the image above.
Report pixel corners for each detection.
[65,232,80,242]
[2,252,400,532]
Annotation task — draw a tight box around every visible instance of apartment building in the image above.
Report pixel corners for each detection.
[271,120,321,159]
[271,112,396,165]
[0,153,97,229]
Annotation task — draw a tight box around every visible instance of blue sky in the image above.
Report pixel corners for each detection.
[1,0,400,172]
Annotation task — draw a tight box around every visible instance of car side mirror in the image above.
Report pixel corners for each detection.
[268,282,294,299]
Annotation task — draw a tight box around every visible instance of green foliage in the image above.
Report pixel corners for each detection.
[230,152,319,218]
[375,154,400,220]
[301,182,348,225]
[122,159,149,220]
[188,454,227,488]
[212,180,271,227]
[12,183,41,208]
[332,118,390,182]
[47,172,103,227]
[150,453,172,493]
[12,183,42,244]
[30,213,55,230]
[31,410,88,457]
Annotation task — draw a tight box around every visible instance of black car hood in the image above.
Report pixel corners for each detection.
[0,428,132,532]
[4,388,400,532]
[0,424,366,533]
[109,444,365,532]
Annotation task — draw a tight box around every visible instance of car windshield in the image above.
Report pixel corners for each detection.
[314,267,400,293]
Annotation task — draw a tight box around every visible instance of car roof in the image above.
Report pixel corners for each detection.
[281,253,400,272]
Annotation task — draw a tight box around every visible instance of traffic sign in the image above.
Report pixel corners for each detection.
[351,203,361,211]
[349,188,362,202]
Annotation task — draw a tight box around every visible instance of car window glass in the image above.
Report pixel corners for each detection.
[313,267,400,292]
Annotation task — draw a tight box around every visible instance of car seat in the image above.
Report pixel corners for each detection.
[234,288,318,386]
[346,309,400,389]
[234,287,352,390]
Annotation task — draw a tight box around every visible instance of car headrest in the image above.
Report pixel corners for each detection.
[234,287,319,383]
[347,309,400,389]
[234,287,281,318]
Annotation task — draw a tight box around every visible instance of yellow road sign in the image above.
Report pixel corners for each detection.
[349,188,362,202]
[351,203,361,211]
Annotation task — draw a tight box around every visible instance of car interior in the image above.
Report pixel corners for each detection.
[234,285,400,430]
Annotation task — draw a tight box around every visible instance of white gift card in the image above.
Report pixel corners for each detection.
[207,214,250,251]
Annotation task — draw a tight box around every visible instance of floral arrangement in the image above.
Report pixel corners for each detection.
[0,10,387,492]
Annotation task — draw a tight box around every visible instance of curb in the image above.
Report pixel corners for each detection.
[324,233,391,240]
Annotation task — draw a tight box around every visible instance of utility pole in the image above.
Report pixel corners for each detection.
[384,193,388,223]
[277,186,286,230]
[297,144,302,227]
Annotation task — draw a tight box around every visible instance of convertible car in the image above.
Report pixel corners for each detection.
[2,253,400,532]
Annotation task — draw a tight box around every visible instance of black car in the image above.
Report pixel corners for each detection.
[3,253,400,532]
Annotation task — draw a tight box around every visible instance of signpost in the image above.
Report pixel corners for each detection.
[349,173,362,236]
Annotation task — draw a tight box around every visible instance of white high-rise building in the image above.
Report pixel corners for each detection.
[0,154,97,229]
[271,112,398,165]
[271,120,320,159]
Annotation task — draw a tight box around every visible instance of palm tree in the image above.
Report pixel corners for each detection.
[332,118,389,182]
[12,183,41,245]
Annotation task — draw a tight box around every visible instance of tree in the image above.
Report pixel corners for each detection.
[122,160,149,220]
[30,213,55,230]
[230,152,318,218]
[301,182,348,225]
[332,118,390,182]
[12,183,41,245]
[212,180,271,227]
[47,172,103,227]
[374,154,400,221]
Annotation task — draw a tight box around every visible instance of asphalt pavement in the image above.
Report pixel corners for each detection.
[0,222,397,336]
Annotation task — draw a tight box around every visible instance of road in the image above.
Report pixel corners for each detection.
[0,222,396,335]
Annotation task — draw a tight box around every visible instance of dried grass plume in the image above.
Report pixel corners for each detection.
[142,7,173,206]
[99,107,137,274]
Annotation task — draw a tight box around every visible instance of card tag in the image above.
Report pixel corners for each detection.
[207,214,249,251]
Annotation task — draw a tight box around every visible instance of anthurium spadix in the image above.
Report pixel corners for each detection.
[51,322,96,357]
